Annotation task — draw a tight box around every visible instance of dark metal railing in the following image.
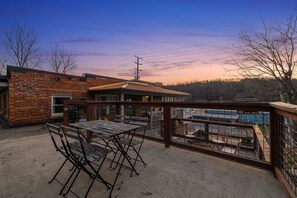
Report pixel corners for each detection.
[63,100,297,197]
[270,102,297,197]
[64,101,271,163]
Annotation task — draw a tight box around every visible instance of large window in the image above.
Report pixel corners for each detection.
[51,95,72,117]
[95,95,119,115]
[95,95,119,101]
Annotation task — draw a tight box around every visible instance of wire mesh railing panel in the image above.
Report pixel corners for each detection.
[277,113,297,195]
[122,104,163,139]
[171,107,270,162]
[64,101,271,165]
[92,104,117,121]
[68,103,87,124]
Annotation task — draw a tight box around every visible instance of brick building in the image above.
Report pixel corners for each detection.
[0,66,188,127]
[0,66,124,127]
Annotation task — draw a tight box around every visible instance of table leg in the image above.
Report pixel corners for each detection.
[109,129,139,198]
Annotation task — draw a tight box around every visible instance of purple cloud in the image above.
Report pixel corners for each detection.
[117,70,160,78]
[60,38,104,43]
[73,52,131,57]
[53,37,136,46]
[172,31,232,38]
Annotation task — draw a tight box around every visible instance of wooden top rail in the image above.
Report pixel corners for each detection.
[270,102,297,114]
[253,125,270,162]
[65,100,271,111]
[174,117,254,128]
[270,102,297,121]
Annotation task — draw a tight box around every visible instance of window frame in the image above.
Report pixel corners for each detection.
[51,95,72,117]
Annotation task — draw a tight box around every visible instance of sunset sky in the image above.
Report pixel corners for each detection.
[0,0,296,84]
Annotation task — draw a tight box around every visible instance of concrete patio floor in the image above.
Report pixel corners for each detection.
[0,125,286,198]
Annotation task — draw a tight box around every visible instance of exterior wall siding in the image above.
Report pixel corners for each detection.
[7,70,122,126]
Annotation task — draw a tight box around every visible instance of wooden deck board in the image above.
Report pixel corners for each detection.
[253,125,270,162]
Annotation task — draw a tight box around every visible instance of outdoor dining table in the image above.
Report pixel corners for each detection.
[70,119,141,197]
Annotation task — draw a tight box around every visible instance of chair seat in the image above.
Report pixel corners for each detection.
[93,135,114,142]
[63,141,111,162]
[118,137,141,146]
[83,142,111,156]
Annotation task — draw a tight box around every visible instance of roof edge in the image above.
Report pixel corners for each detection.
[6,65,126,81]
[83,73,126,81]
[6,65,86,79]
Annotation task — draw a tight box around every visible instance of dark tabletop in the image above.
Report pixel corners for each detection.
[70,120,140,136]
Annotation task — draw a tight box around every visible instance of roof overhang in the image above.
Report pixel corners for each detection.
[89,81,189,97]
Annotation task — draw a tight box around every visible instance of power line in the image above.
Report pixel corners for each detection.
[105,38,233,68]
[137,38,234,57]
[92,38,234,71]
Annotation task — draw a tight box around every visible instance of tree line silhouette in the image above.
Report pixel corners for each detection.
[166,78,294,102]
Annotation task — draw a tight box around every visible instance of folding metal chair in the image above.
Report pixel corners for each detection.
[46,123,79,196]
[61,125,112,198]
[110,116,149,176]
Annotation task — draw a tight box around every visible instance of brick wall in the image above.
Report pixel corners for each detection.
[8,70,122,126]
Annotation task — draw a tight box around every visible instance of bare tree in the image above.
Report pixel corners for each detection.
[229,17,297,104]
[48,44,77,74]
[4,25,41,68]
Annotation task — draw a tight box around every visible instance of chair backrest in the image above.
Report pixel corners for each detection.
[61,125,81,141]
[129,116,149,127]
[129,116,149,140]
[217,131,229,142]
[60,126,85,156]
[60,126,91,168]
[62,126,98,162]
[114,114,130,123]
[46,123,63,152]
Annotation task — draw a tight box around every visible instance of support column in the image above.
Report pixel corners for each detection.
[120,94,124,116]
[164,105,171,148]
[150,95,153,130]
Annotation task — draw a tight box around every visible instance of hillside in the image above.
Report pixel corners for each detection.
[166,79,289,102]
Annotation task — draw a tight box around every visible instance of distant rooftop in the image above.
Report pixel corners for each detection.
[89,81,189,96]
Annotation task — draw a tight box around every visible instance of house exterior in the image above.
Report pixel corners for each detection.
[0,66,125,127]
[0,66,189,127]
[89,81,188,102]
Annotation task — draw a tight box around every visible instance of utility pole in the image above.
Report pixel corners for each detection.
[134,55,142,80]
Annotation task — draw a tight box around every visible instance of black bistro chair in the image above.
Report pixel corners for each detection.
[47,123,80,196]
[60,125,112,198]
[110,116,149,176]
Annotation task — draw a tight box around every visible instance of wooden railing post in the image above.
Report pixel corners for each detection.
[270,108,276,173]
[205,123,209,142]
[86,103,93,121]
[116,102,121,115]
[163,105,171,148]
